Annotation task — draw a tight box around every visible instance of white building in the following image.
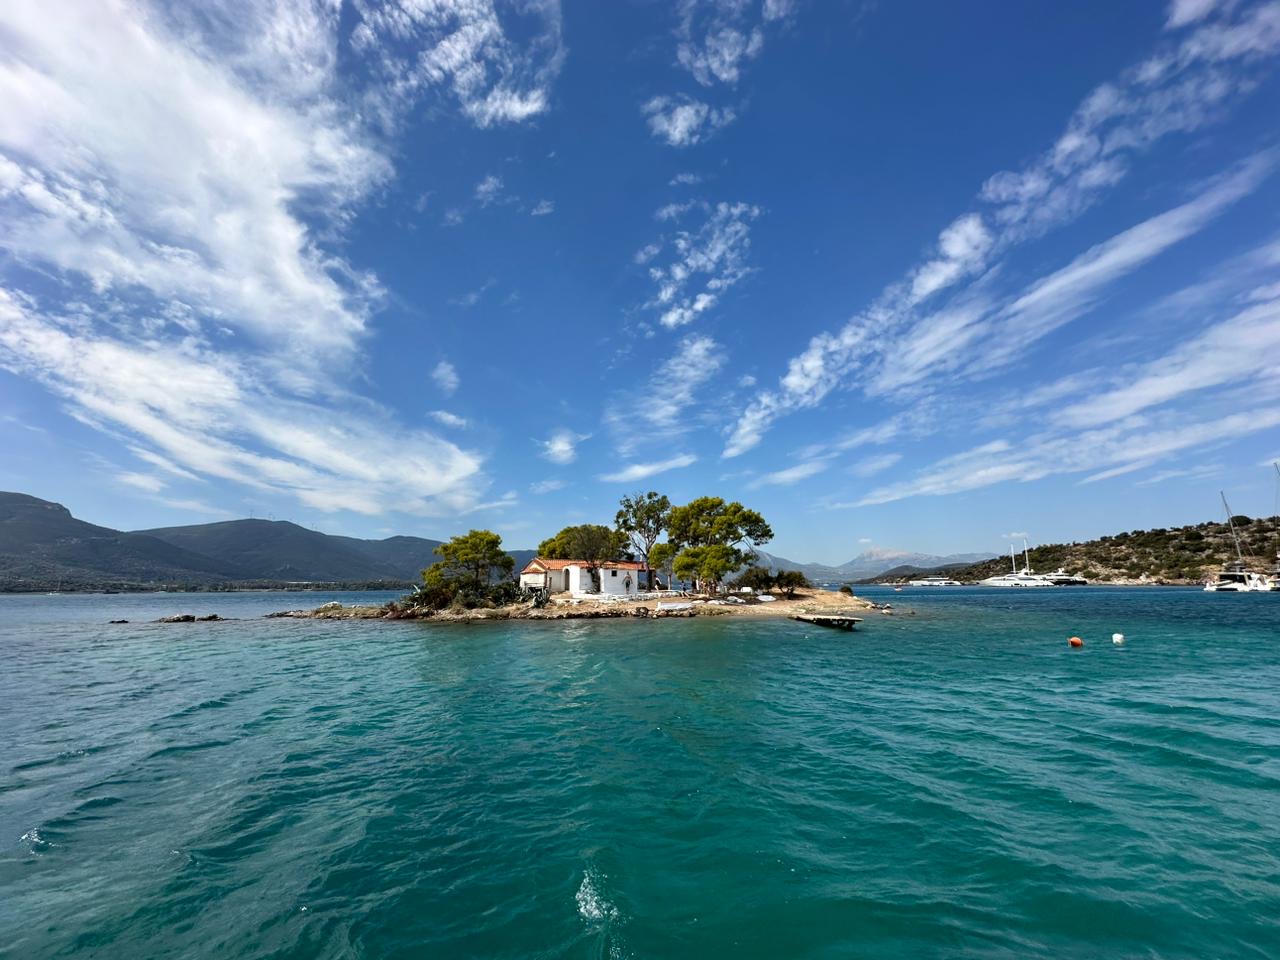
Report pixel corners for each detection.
[519,558,646,597]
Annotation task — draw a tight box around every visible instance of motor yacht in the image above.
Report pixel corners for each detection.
[981,543,1055,587]
[910,576,964,586]
[1044,568,1088,586]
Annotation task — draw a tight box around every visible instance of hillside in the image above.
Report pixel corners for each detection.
[136,519,415,582]
[0,493,535,592]
[877,516,1280,585]
[0,492,239,590]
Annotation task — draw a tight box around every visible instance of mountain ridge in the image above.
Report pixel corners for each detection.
[1,490,987,591]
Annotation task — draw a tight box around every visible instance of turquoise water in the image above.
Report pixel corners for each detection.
[1,587,1278,958]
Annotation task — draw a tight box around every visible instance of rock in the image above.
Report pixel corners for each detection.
[157,614,196,623]
[108,619,129,624]
[317,601,343,611]
[196,614,224,622]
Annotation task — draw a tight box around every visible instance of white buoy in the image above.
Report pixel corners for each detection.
[1112,632,1125,645]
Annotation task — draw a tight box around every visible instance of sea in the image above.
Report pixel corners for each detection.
[1,586,1277,959]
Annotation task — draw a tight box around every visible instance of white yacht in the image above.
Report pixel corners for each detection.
[981,543,1056,587]
[1204,492,1274,593]
[1044,568,1088,586]
[910,576,963,586]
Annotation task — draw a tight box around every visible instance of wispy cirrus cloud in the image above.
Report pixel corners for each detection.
[351,0,565,128]
[725,1,1280,458]
[642,201,760,328]
[599,453,697,483]
[0,0,561,518]
[749,459,831,488]
[429,410,469,429]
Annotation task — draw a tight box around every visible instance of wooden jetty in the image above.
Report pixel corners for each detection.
[791,614,863,632]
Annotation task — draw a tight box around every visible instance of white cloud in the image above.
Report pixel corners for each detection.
[1056,296,1280,428]
[909,214,993,304]
[674,1,766,87]
[857,407,1280,506]
[432,360,460,395]
[350,0,564,129]
[443,207,465,227]
[669,172,704,186]
[1166,0,1226,29]
[750,459,830,488]
[1003,531,1030,540]
[725,152,1273,458]
[475,174,504,206]
[429,410,468,429]
[1134,463,1223,485]
[642,95,736,147]
[610,335,726,458]
[849,452,902,477]
[725,3,1280,457]
[540,428,587,464]
[116,471,165,493]
[599,453,697,483]
[643,201,760,328]
[0,0,560,518]
[0,291,488,517]
[531,199,555,216]
[530,478,566,494]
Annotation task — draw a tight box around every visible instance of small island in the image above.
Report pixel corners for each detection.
[266,493,876,625]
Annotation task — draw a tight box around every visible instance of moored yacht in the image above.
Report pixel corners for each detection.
[1044,568,1088,586]
[1204,492,1274,592]
[1204,562,1273,592]
[981,543,1055,587]
[910,576,964,586]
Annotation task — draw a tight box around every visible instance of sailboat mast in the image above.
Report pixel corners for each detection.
[1010,544,1016,574]
[1023,539,1031,572]
[1222,491,1244,562]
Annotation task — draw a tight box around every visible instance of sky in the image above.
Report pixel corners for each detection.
[2,0,1280,564]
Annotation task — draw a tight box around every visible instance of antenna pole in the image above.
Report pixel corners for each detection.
[1222,491,1243,562]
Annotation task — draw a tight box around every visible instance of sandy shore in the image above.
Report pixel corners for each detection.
[266,588,880,624]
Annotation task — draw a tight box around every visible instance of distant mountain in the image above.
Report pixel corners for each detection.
[0,492,537,591]
[0,492,238,589]
[750,547,995,582]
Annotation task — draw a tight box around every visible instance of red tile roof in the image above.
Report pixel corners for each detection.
[521,557,646,573]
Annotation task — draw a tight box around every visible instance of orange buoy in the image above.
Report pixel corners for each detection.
[1068,636,1084,648]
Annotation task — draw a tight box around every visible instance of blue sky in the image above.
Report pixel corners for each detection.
[2,0,1279,563]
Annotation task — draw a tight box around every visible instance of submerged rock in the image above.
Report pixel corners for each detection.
[108,619,129,624]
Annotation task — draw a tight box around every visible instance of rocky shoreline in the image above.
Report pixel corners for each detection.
[256,590,879,625]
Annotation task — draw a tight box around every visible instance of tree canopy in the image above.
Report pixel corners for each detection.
[425,529,513,590]
[672,544,739,590]
[668,496,773,560]
[615,491,671,580]
[667,497,773,590]
[538,524,630,565]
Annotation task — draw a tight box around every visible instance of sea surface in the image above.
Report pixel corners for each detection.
[1,587,1278,959]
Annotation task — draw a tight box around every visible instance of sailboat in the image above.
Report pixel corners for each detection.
[981,541,1055,587]
[1204,492,1273,592]
[1270,463,1280,590]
